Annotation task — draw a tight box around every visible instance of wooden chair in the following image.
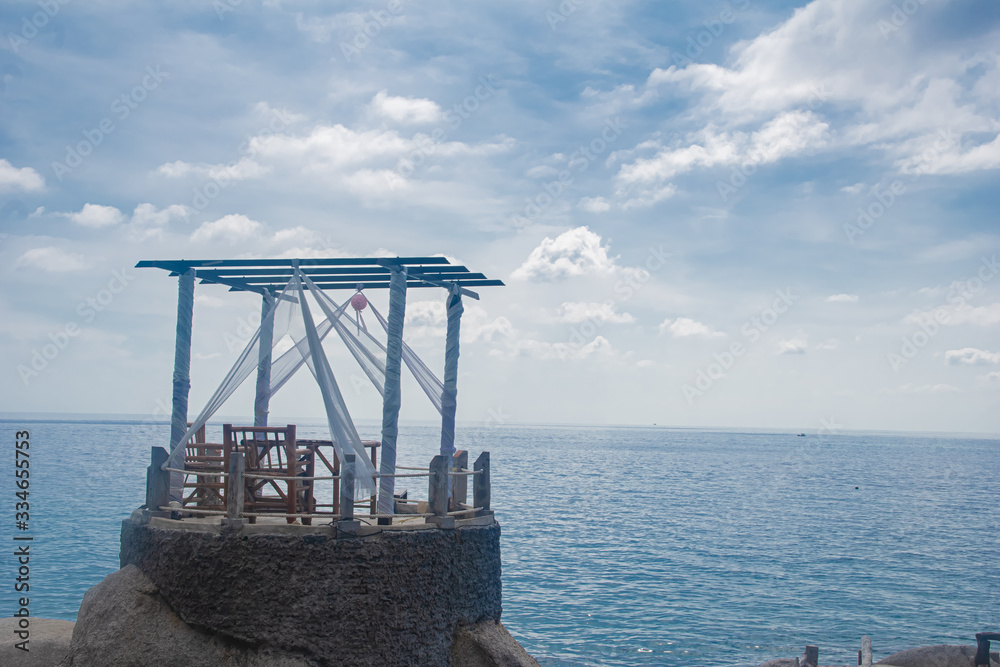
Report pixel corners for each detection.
[224,424,311,524]
[182,424,226,511]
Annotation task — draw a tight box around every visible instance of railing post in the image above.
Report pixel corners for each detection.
[428,455,454,528]
[976,633,1000,666]
[145,447,170,519]
[473,451,491,516]
[451,450,468,511]
[429,455,449,516]
[225,452,245,526]
[860,635,872,667]
[336,454,360,536]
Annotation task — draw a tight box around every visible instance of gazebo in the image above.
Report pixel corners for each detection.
[136,256,504,527]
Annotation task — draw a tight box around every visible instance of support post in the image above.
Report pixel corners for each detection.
[336,454,360,535]
[451,450,468,511]
[860,635,872,667]
[224,452,245,528]
[803,646,818,667]
[168,267,195,502]
[340,454,355,521]
[473,451,491,515]
[439,287,463,460]
[253,291,275,428]
[377,266,407,523]
[145,446,170,518]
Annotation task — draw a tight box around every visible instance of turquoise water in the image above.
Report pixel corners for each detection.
[2,420,998,666]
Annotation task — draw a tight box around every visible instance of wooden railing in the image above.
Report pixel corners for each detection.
[146,424,491,529]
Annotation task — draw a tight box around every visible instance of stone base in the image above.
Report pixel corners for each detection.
[108,514,533,666]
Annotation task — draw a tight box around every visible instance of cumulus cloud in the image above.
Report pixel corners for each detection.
[578,196,611,212]
[14,247,90,272]
[945,348,1000,366]
[128,203,188,240]
[603,0,1000,205]
[556,302,634,324]
[826,293,858,303]
[191,214,263,243]
[777,336,808,355]
[370,90,443,124]
[0,159,44,192]
[659,317,724,339]
[65,203,124,228]
[511,227,617,281]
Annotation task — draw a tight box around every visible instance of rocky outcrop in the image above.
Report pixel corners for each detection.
[877,645,1000,667]
[0,617,74,666]
[61,565,309,666]
[451,620,541,667]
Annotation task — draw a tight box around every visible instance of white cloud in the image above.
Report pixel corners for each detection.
[370,90,443,125]
[945,348,1000,366]
[510,335,612,361]
[815,338,839,351]
[777,336,807,355]
[556,302,634,324]
[607,0,1000,196]
[0,159,44,192]
[511,226,617,281]
[906,303,1000,327]
[577,196,612,212]
[841,182,865,194]
[636,359,655,368]
[191,214,263,243]
[157,157,271,182]
[615,110,829,191]
[14,247,90,272]
[826,293,858,303]
[887,383,962,395]
[65,203,124,228]
[659,317,724,339]
[128,203,188,240]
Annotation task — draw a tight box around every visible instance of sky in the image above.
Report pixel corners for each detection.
[1,0,998,434]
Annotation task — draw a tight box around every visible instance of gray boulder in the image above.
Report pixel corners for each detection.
[0,617,74,666]
[61,565,309,666]
[451,620,542,667]
[877,645,1000,667]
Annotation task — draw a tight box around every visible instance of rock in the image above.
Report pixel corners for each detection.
[876,644,1000,667]
[451,620,541,667]
[62,565,310,666]
[0,617,74,666]
[760,659,799,667]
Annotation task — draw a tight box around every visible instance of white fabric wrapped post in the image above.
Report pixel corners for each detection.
[377,266,407,520]
[168,268,195,502]
[439,286,463,500]
[253,291,276,427]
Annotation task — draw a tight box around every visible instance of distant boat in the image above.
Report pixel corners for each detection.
[796,433,806,437]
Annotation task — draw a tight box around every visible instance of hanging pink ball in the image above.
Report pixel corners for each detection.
[350,292,368,311]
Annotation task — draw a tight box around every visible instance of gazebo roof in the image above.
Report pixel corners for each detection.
[136,257,505,297]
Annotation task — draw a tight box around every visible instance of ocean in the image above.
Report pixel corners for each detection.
[2,419,998,666]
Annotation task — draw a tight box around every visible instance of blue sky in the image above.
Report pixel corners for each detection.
[1,0,998,434]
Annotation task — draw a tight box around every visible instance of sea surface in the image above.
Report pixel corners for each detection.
[1,419,998,666]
